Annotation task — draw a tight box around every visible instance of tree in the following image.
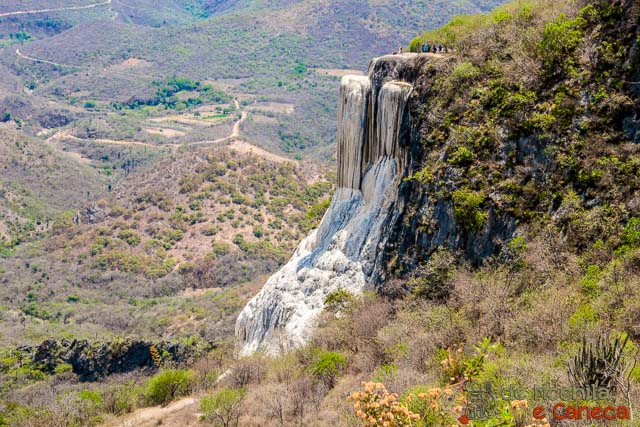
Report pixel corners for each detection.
[145,369,194,405]
[200,388,245,427]
[312,351,346,388]
[409,37,422,53]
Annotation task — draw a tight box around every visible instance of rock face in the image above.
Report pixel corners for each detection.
[28,338,212,381]
[236,56,414,355]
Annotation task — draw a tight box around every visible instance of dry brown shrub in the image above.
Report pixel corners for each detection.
[225,355,267,388]
[237,374,325,427]
[312,295,393,371]
[449,269,514,339]
[506,284,576,350]
[377,300,468,373]
[380,366,431,396]
[313,374,363,427]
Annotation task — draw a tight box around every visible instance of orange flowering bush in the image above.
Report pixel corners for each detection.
[439,338,497,385]
[349,382,469,427]
[404,385,465,426]
[348,382,420,427]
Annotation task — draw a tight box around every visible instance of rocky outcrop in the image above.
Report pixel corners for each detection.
[235,55,415,355]
[28,338,212,381]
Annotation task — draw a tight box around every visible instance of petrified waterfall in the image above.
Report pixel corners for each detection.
[236,56,413,355]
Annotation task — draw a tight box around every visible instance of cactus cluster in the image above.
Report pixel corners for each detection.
[568,335,628,392]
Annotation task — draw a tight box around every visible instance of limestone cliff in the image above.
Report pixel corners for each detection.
[236,0,640,353]
[235,55,416,355]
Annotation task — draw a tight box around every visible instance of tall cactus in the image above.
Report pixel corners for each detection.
[568,335,628,392]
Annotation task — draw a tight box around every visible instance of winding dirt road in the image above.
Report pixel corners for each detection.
[0,0,112,18]
[16,48,71,67]
[189,101,247,147]
[48,131,170,149]
[100,397,200,427]
[48,99,251,153]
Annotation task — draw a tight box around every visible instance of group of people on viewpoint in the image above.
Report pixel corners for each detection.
[395,43,449,55]
[421,43,448,53]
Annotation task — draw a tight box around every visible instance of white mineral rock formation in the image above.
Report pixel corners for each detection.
[236,57,413,355]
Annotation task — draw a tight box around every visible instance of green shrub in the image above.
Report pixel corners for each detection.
[408,36,422,53]
[324,288,356,312]
[452,62,480,80]
[211,242,231,256]
[95,250,144,273]
[54,362,73,375]
[400,384,431,416]
[421,13,489,48]
[78,389,103,406]
[156,229,184,248]
[117,229,141,246]
[144,258,176,279]
[539,11,587,77]
[178,262,195,274]
[407,248,454,301]
[312,351,346,388]
[145,369,194,405]
[406,166,435,185]
[301,198,331,231]
[253,225,265,238]
[448,146,475,166]
[451,189,487,231]
[373,364,397,382]
[200,388,245,427]
[568,303,599,334]
[103,382,143,415]
[621,217,640,249]
[22,302,51,320]
[579,265,600,298]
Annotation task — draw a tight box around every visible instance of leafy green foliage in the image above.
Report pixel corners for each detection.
[621,218,640,249]
[539,11,587,78]
[451,189,487,231]
[117,230,141,246]
[409,37,422,53]
[324,288,356,312]
[312,351,346,388]
[145,369,194,405]
[200,388,245,427]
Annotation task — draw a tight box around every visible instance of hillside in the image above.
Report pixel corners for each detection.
[0,0,505,159]
[0,142,333,347]
[0,122,107,243]
[7,0,640,426]
[225,0,640,425]
[92,0,640,426]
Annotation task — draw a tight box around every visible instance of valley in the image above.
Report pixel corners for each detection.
[3,0,639,426]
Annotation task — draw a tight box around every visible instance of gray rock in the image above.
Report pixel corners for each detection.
[235,56,413,355]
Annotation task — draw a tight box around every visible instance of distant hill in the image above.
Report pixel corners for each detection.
[0,0,506,156]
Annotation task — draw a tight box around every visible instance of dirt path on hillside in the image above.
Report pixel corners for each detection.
[16,48,152,80]
[100,397,200,427]
[45,100,286,164]
[0,0,111,17]
[16,49,74,68]
[48,131,173,149]
[231,99,243,138]
[185,100,248,147]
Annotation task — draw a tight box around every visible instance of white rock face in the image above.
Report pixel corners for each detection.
[235,62,413,355]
